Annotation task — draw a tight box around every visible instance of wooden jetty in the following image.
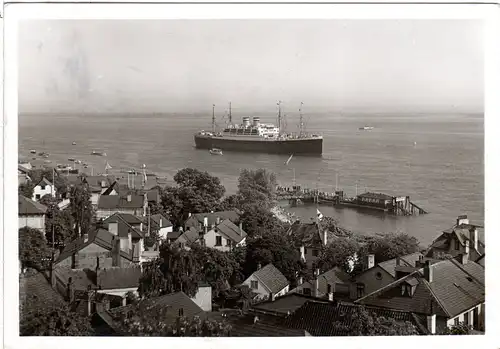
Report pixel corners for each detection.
[275,185,427,216]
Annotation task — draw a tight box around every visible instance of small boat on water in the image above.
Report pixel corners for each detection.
[72,142,77,145]
[44,160,52,164]
[358,126,374,131]
[209,148,223,155]
[30,149,36,154]
[91,151,107,156]
[75,160,82,164]
[68,158,76,162]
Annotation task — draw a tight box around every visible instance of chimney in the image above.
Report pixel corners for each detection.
[95,257,100,287]
[84,233,89,243]
[216,216,220,225]
[465,240,470,255]
[128,231,132,251]
[239,222,243,235]
[270,292,275,301]
[299,246,305,261]
[112,237,121,267]
[456,214,469,226]
[327,283,334,301]
[313,269,320,297]
[426,314,436,334]
[127,194,132,202]
[108,222,118,236]
[159,218,163,228]
[366,254,375,270]
[298,276,303,285]
[460,253,469,265]
[323,230,327,246]
[188,212,192,218]
[257,263,262,270]
[396,256,401,266]
[424,260,433,283]
[471,228,478,251]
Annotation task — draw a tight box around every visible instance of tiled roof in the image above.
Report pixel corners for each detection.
[356,259,485,318]
[19,272,65,309]
[253,264,289,294]
[378,252,423,278]
[19,195,47,215]
[104,212,143,225]
[252,293,326,315]
[150,214,172,228]
[289,267,352,297]
[97,266,142,290]
[167,230,183,240]
[146,189,160,203]
[476,254,485,267]
[98,194,145,209]
[103,213,144,239]
[106,291,205,327]
[225,314,307,336]
[282,300,427,336]
[35,177,53,188]
[55,229,133,264]
[357,192,393,200]
[82,175,115,188]
[215,219,247,244]
[188,210,241,228]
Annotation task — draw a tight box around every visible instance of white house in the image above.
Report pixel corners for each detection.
[201,218,247,252]
[32,177,56,201]
[149,214,173,240]
[19,195,48,232]
[242,263,289,301]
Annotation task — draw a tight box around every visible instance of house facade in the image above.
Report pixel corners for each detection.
[201,219,247,252]
[290,266,351,299]
[184,210,241,232]
[32,177,56,201]
[18,195,47,233]
[288,221,332,268]
[242,263,289,301]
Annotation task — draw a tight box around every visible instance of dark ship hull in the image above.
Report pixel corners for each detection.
[194,134,323,155]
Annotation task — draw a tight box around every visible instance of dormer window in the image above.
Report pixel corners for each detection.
[401,284,415,297]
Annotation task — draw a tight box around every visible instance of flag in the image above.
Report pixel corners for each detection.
[105,161,112,171]
[143,164,147,184]
[316,208,324,220]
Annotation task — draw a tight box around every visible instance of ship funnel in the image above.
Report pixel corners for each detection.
[242,117,250,127]
[253,117,260,127]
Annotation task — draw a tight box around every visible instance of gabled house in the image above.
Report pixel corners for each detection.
[184,210,241,232]
[19,195,48,232]
[290,266,352,300]
[32,177,56,201]
[242,263,289,301]
[355,258,485,334]
[425,215,484,262]
[97,193,147,219]
[287,220,335,268]
[54,229,135,269]
[148,213,173,240]
[350,252,424,300]
[81,175,116,194]
[102,213,145,261]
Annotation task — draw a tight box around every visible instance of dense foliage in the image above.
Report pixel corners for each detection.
[68,183,95,237]
[237,168,277,208]
[316,237,361,273]
[441,322,473,335]
[359,232,421,263]
[20,296,94,336]
[43,196,76,248]
[332,306,419,336]
[239,203,288,238]
[19,227,51,271]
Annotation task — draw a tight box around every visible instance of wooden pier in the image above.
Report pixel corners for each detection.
[275,185,427,216]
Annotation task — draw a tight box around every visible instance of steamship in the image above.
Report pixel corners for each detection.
[194,102,323,155]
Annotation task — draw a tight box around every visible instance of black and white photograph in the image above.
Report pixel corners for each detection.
[5,3,496,343]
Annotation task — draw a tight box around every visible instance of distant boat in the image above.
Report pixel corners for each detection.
[72,142,77,145]
[91,151,107,156]
[44,160,51,164]
[209,148,223,155]
[68,158,76,162]
[75,160,82,164]
[358,126,374,131]
[30,149,36,154]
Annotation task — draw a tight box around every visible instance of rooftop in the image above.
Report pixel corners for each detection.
[253,264,289,294]
[187,210,241,229]
[378,252,424,278]
[98,194,145,210]
[357,192,393,200]
[19,195,47,215]
[214,219,247,244]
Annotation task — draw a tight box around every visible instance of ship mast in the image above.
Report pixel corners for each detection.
[277,101,282,135]
[229,102,232,124]
[212,104,216,134]
[299,102,304,138]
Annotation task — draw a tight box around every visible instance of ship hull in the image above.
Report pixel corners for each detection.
[194,135,323,155]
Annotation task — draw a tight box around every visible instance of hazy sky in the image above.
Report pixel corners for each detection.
[18,20,483,114]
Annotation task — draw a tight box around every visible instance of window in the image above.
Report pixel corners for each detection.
[36,194,41,200]
[454,317,460,326]
[215,236,222,246]
[226,239,232,247]
[312,249,319,257]
[356,283,365,298]
[303,288,312,296]
[250,280,258,289]
[375,272,383,280]
[455,239,460,250]
[464,311,469,326]
[327,284,332,294]
[40,185,46,190]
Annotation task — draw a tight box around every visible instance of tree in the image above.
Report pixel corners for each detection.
[19,182,34,198]
[217,194,244,211]
[116,301,231,336]
[68,183,95,237]
[441,322,473,335]
[321,216,353,238]
[239,203,288,238]
[237,169,277,208]
[244,232,305,286]
[20,295,94,336]
[138,243,201,298]
[316,237,360,273]
[19,227,51,271]
[45,206,76,249]
[332,306,418,336]
[360,232,421,263]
